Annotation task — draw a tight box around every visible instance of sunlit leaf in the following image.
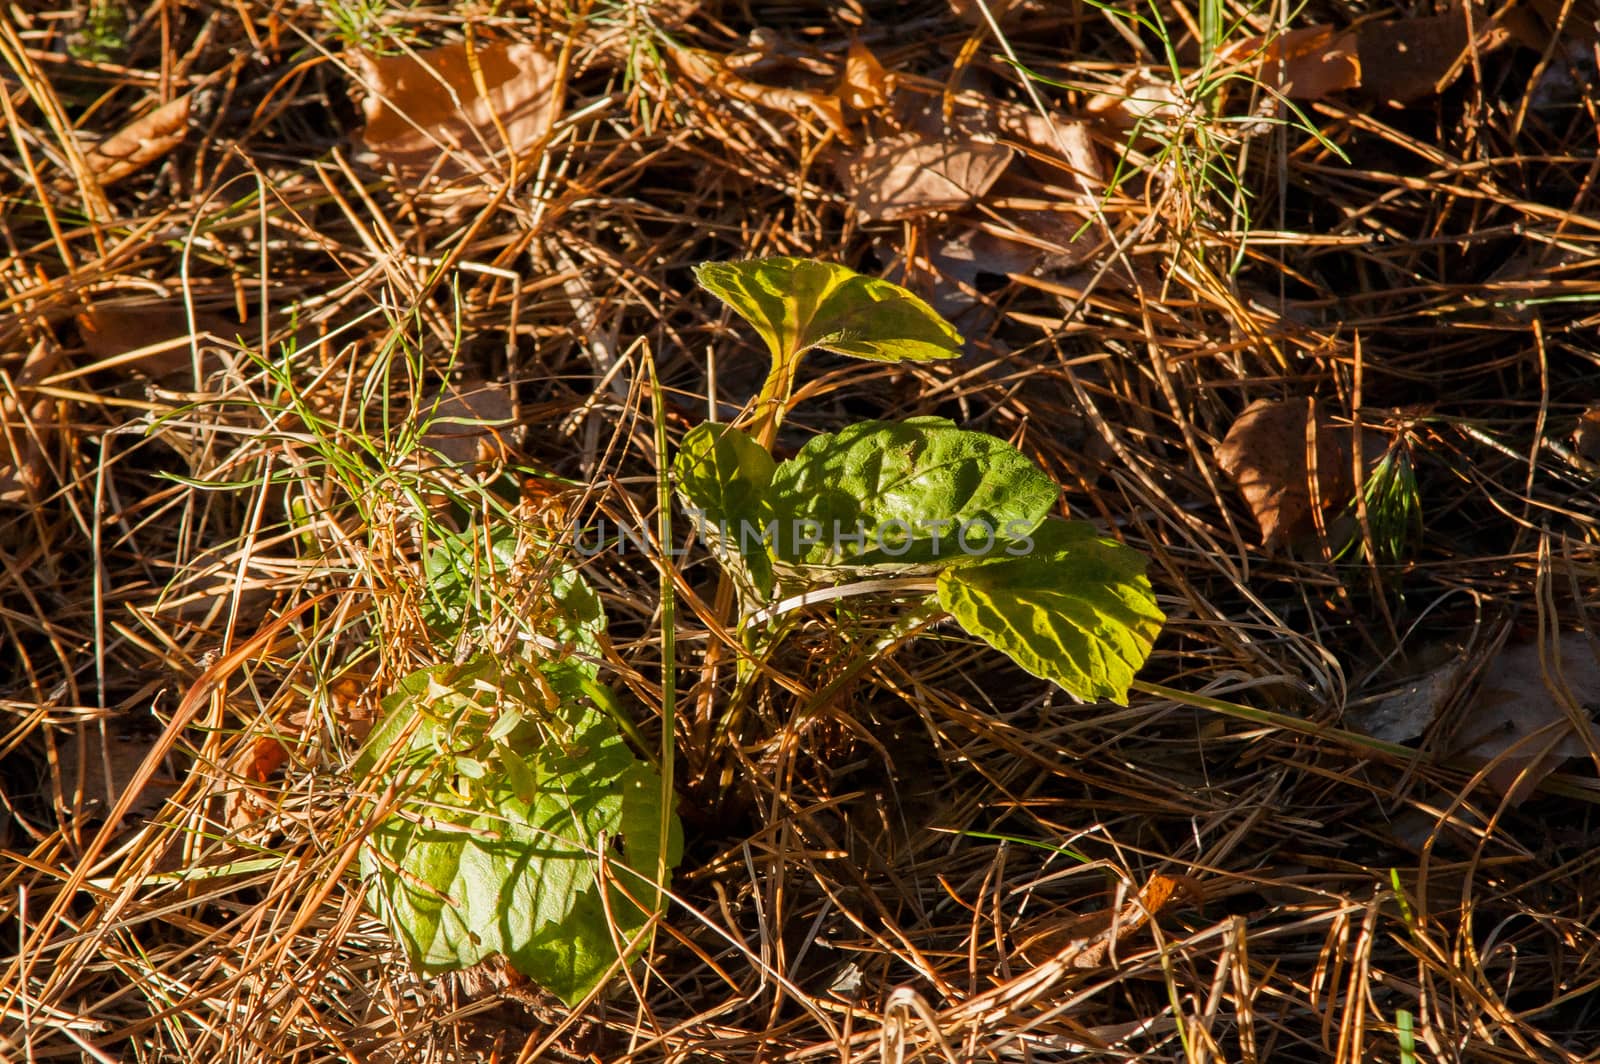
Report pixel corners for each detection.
[355,656,681,1006]
[674,421,776,596]
[937,519,1164,703]
[694,257,964,365]
[765,417,1057,569]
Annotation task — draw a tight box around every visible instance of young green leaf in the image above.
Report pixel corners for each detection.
[422,523,606,673]
[355,656,682,1007]
[694,257,965,365]
[673,422,776,595]
[765,417,1058,569]
[936,519,1164,704]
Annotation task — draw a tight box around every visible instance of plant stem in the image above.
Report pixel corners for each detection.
[646,348,676,917]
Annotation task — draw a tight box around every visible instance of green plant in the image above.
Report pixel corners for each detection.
[350,257,1161,1010]
[331,330,678,1006]
[678,257,1165,704]
[352,531,679,1006]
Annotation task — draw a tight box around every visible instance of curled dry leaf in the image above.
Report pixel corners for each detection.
[1226,11,1515,105]
[82,92,192,185]
[1,344,67,506]
[670,47,850,142]
[837,38,890,111]
[1214,397,1385,550]
[356,41,562,185]
[843,132,1013,222]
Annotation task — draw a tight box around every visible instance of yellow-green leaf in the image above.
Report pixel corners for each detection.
[936,519,1164,703]
[673,421,776,596]
[693,257,963,365]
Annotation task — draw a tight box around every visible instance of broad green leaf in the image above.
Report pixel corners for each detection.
[765,417,1058,569]
[355,656,681,1006]
[936,519,1164,704]
[694,257,964,365]
[673,422,775,595]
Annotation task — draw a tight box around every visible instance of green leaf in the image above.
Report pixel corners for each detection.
[673,422,775,595]
[936,519,1164,704]
[674,422,775,525]
[422,524,606,674]
[694,257,964,365]
[355,656,681,1006]
[765,417,1059,569]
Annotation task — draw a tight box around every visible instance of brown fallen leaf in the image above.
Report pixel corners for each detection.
[1214,397,1386,550]
[670,46,850,142]
[1012,873,1202,968]
[356,40,562,185]
[994,106,1105,188]
[76,301,242,385]
[1,343,68,506]
[82,92,193,186]
[843,132,1013,222]
[421,378,517,468]
[57,720,181,825]
[919,225,1044,317]
[1084,69,1186,129]
[1457,636,1600,804]
[838,38,891,112]
[1226,25,1361,101]
[1355,634,1600,805]
[1225,10,1515,105]
[1356,13,1480,106]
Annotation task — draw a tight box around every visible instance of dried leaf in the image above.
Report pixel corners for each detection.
[838,38,890,111]
[1352,635,1600,805]
[1227,25,1361,100]
[421,379,516,468]
[357,41,562,185]
[994,107,1105,188]
[1084,69,1185,128]
[843,133,1013,222]
[1,344,67,506]
[1014,874,1201,968]
[1356,13,1475,106]
[1214,397,1385,549]
[58,723,180,822]
[77,302,241,384]
[83,92,192,185]
[1226,11,1515,104]
[920,226,1044,317]
[1458,637,1600,804]
[670,47,849,142]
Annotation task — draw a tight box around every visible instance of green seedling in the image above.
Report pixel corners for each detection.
[356,528,676,1006]
[678,257,1165,705]
[354,653,680,1006]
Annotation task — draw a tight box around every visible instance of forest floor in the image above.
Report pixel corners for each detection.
[4,1,1600,1061]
